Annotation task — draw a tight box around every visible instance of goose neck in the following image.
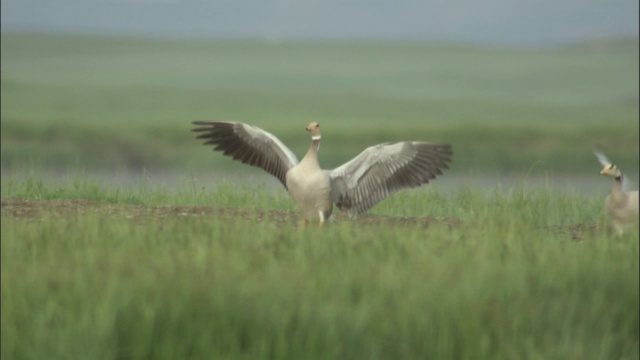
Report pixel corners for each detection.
[304,138,321,161]
[612,175,624,193]
[310,138,321,152]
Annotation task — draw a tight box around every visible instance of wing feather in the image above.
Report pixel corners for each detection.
[192,121,299,188]
[593,150,612,167]
[329,141,452,216]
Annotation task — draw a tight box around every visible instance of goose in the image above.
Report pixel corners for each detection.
[192,121,452,225]
[594,151,639,235]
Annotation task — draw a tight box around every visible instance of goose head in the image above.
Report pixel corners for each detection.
[306,122,321,140]
[600,164,621,178]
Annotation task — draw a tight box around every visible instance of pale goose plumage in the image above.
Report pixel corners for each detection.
[192,121,452,224]
[594,151,639,235]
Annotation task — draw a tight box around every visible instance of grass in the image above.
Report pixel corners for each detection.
[2,173,639,359]
[1,31,638,359]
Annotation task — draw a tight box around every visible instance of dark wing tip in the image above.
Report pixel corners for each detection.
[191,121,236,134]
[191,121,214,132]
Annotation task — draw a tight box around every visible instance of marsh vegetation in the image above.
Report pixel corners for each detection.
[1,32,638,359]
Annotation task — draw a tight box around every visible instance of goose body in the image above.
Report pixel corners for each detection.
[192,121,452,224]
[594,151,639,235]
[285,132,333,222]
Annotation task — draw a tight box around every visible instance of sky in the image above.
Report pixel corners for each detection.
[1,0,638,46]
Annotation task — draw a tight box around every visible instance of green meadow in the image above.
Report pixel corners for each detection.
[1,32,639,359]
[1,32,638,173]
[2,176,639,360]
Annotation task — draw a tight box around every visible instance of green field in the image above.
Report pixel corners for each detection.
[1,32,639,359]
[1,32,638,174]
[2,175,639,360]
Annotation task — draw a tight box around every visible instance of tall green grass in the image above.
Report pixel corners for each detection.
[2,174,638,359]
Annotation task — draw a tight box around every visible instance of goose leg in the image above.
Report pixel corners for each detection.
[318,210,326,228]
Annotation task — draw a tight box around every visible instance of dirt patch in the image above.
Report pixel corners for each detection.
[1,198,603,239]
[0,198,461,229]
[1,198,290,224]
[543,223,607,241]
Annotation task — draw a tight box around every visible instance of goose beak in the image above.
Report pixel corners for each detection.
[600,168,611,175]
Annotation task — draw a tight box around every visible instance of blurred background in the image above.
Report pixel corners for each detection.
[1,0,638,193]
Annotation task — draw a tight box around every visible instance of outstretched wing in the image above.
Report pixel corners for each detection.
[328,141,452,216]
[192,121,299,188]
[593,150,612,167]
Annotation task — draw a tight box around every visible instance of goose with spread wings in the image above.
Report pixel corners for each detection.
[192,121,452,224]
